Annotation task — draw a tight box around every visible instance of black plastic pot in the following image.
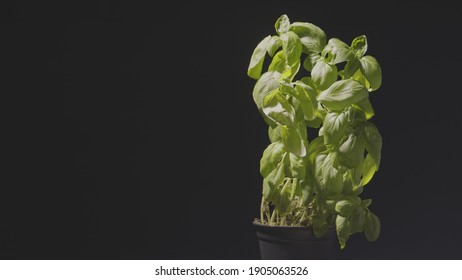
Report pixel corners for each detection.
[253,221,338,260]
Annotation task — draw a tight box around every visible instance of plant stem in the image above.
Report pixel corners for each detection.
[299,211,306,225]
[270,208,277,225]
[266,206,271,222]
[260,197,265,223]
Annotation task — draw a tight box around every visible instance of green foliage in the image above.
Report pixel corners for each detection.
[275,14,291,35]
[317,80,368,111]
[281,31,302,66]
[248,35,272,80]
[260,142,286,177]
[337,132,365,169]
[359,56,382,91]
[262,90,295,126]
[312,60,338,91]
[267,36,282,57]
[364,211,381,241]
[323,111,348,144]
[289,22,326,53]
[280,125,307,157]
[323,38,354,64]
[351,35,368,58]
[248,14,383,249]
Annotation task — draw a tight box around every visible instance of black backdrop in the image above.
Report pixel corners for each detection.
[1,1,462,259]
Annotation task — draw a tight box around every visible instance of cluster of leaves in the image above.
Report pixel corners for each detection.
[248,14,382,248]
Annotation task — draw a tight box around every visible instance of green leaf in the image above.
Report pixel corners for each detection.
[361,198,372,207]
[296,117,308,139]
[275,14,290,35]
[307,136,326,165]
[341,173,355,193]
[319,153,343,193]
[293,92,316,122]
[314,153,326,180]
[312,198,330,237]
[282,85,308,123]
[280,125,307,157]
[277,178,293,213]
[300,76,318,89]
[335,196,360,216]
[350,68,370,89]
[260,141,286,177]
[318,79,368,111]
[362,153,377,186]
[363,122,382,169]
[323,38,354,64]
[285,153,306,179]
[280,31,302,66]
[297,78,319,114]
[311,60,338,91]
[268,126,282,142]
[289,22,327,53]
[343,59,360,79]
[325,193,341,211]
[349,159,364,189]
[353,97,375,120]
[306,117,323,128]
[267,36,282,57]
[279,80,297,97]
[323,111,348,145]
[262,179,272,200]
[262,161,285,200]
[294,82,318,120]
[290,177,302,199]
[262,90,295,126]
[359,55,382,91]
[303,52,321,71]
[290,95,312,123]
[351,35,368,58]
[313,223,328,238]
[268,50,288,73]
[347,106,366,125]
[300,177,315,204]
[252,72,282,127]
[252,71,281,111]
[247,35,272,80]
[337,133,365,169]
[283,60,300,81]
[336,215,351,249]
[350,207,366,233]
[364,211,381,242]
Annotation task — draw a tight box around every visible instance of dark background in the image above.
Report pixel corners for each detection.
[1,1,461,259]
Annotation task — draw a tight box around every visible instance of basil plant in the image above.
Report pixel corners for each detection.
[248,14,382,248]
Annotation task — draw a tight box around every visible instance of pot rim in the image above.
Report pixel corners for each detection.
[253,220,336,230]
[252,220,311,230]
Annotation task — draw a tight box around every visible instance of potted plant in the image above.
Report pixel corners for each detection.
[248,14,383,259]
